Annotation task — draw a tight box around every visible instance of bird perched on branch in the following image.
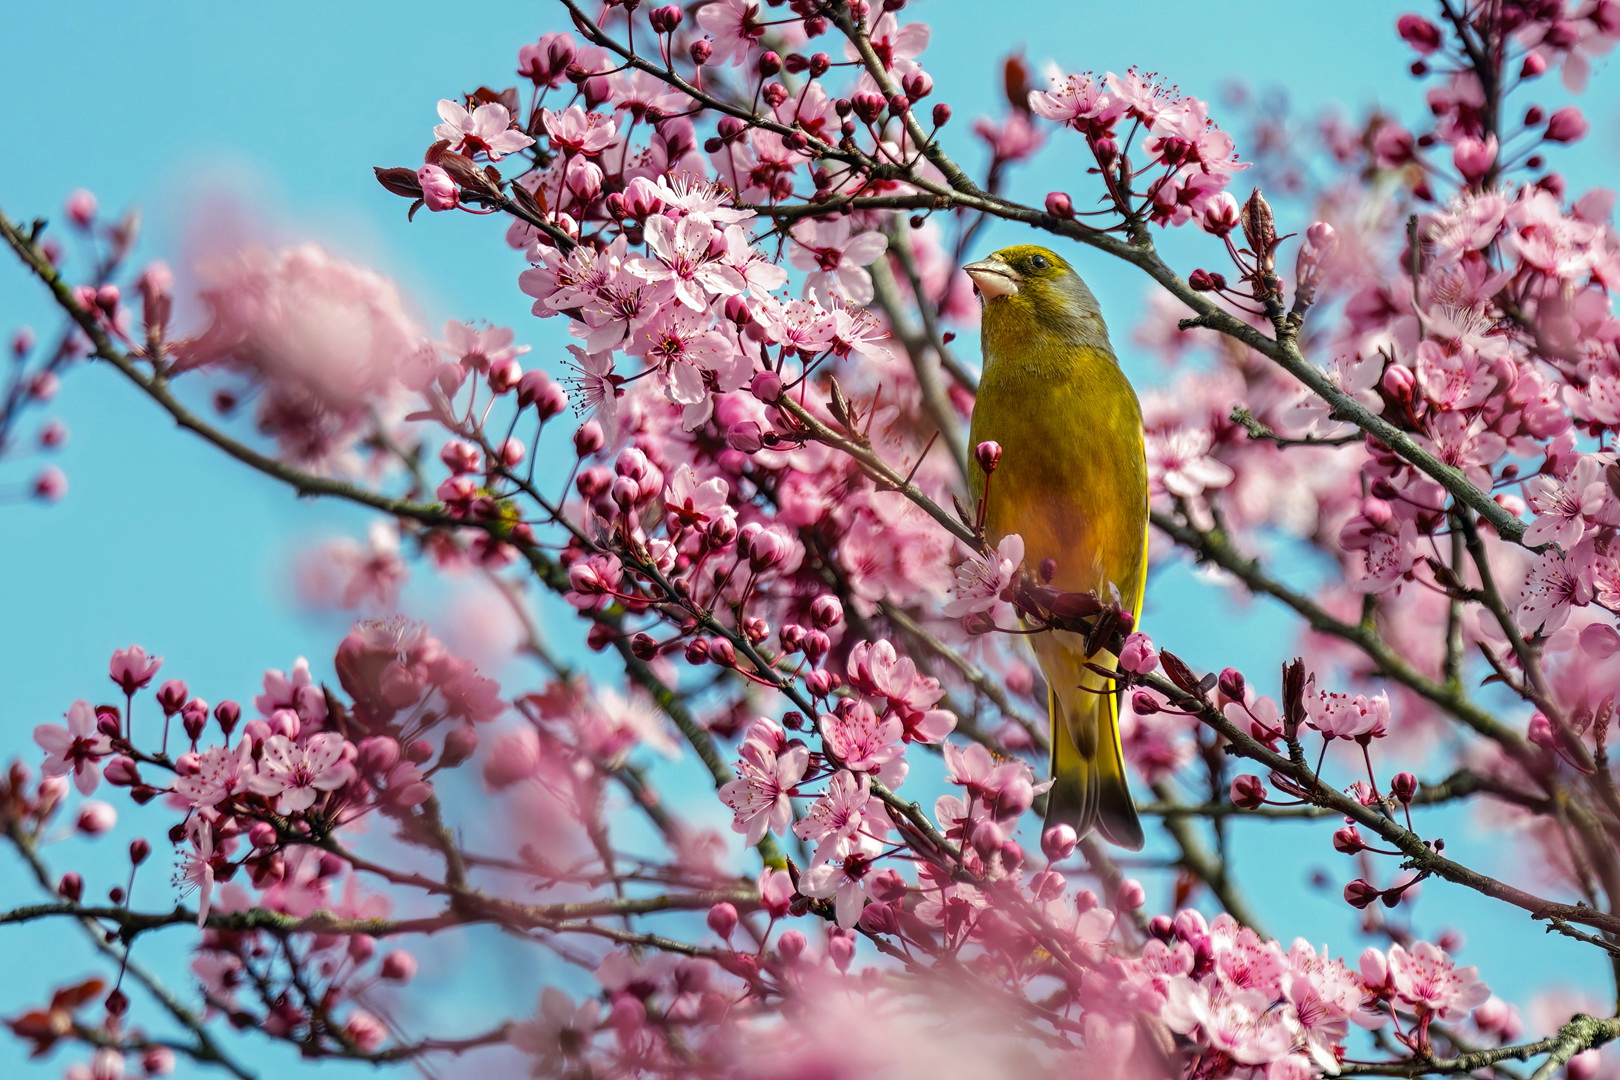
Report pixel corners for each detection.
[964,245,1148,851]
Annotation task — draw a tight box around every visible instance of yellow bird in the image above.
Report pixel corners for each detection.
[964,245,1147,851]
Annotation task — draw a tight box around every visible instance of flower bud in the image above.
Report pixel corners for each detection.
[129,838,151,866]
[1391,772,1419,804]
[1118,633,1158,675]
[1333,825,1366,854]
[1041,823,1078,862]
[727,421,764,454]
[1130,691,1160,715]
[932,102,952,127]
[1306,221,1336,250]
[974,440,1002,472]
[751,369,784,402]
[1395,14,1442,54]
[649,4,683,33]
[1148,914,1174,940]
[1545,106,1589,144]
[827,930,855,971]
[572,422,607,462]
[690,39,713,65]
[65,189,97,230]
[418,164,458,212]
[1116,878,1145,910]
[1452,135,1498,184]
[103,756,140,787]
[58,872,83,902]
[76,801,117,836]
[214,699,241,736]
[1343,878,1382,909]
[707,901,739,940]
[1217,668,1246,703]
[778,929,806,962]
[758,50,781,77]
[1227,775,1267,812]
[379,950,417,982]
[440,724,479,768]
[1520,52,1548,78]
[1043,191,1074,219]
[810,594,843,630]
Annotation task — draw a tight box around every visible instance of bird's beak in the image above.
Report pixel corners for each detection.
[964,258,1021,299]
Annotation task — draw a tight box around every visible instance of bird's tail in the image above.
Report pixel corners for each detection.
[1043,646,1144,851]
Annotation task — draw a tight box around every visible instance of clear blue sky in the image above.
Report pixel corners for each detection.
[2,2,1616,1076]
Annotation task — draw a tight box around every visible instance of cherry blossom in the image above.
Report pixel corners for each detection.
[34,700,112,795]
[246,733,355,814]
[432,99,534,161]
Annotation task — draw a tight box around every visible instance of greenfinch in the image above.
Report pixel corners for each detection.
[964,245,1147,851]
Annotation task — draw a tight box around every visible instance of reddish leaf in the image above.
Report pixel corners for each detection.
[373,166,422,199]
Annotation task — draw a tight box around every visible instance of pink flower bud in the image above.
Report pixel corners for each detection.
[76,801,116,836]
[1396,14,1442,53]
[31,465,66,502]
[1200,192,1241,237]
[751,369,784,402]
[103,757,140,787]
[417,164,458,211]
[707,902,739,940]
[727,421,764,454]
[142,1047,176,1077]
[1044,192,1075,219]
[58,872,83,902]
[489,359,522,395]
[690,38,713,65]
[214,699,241,736]
[902,69,933,100]
[1217,668,1246,702]
[65,189,97,230]
[1041,823,1078,862]
[778,929,806,962]
[574,420,606,457]
[1333,825,1366,854]
[1391,772,1419,803]
[441,724,479,768]
[827,930,855,971]
[129,838,151,866]
[1521,52,1548,78]
[974,440,1002,472]
[1528,712,1556,749]
[1545,106,1589,144]
[649,5,683,33]
[1118,632,1158,675]
[156,679,188,716]
[1116,878,1146,910]
[810,594,843,630]
[1306,221,1336,250]
[1343,878,1382,909]
[1131,691,1160,715]
[1452,134,1498,184]
[379,950,417,982]
[1230,774,1266,809]
[1148,914,1174,940]
[932,102,952,128]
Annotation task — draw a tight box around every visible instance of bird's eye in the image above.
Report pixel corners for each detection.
[1029,254,1050,270]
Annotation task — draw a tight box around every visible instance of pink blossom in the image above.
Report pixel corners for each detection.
[718,719,808,846]
[847,639,957,743]
[630,215,746,312]
[1305,686,1391,741]
[789,217,888,306]
[1387,942,1491,1020]
[433,99,535,161]
[1146,426,1235,498]
[1028,70,1123,136]
[247,733,355,813]
[821,700,903,774]
[509,987,600,1072]
[34,700,112,795]
[794,768,877,864]
[943,533,1024,619]
[541,104,617,156]
[799,850,877,928]
[695,0,765,67]
[1516,547,1594,635]
[1524,455,1614,548]
[173,741,253,809]
[109,645,162,695]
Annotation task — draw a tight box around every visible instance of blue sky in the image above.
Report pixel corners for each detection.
[2,1,1618,1076]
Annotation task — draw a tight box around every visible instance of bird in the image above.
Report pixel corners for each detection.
[963,244,1148,851]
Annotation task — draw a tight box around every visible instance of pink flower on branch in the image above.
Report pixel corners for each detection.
[247,733,355,814]
[35,700,112,795]
[718,719,808,846]
[433,99,535,161]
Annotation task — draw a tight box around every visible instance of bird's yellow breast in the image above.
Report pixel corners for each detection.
[969,337,1148,608]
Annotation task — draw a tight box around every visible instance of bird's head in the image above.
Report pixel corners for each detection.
[963,245,1109,349]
